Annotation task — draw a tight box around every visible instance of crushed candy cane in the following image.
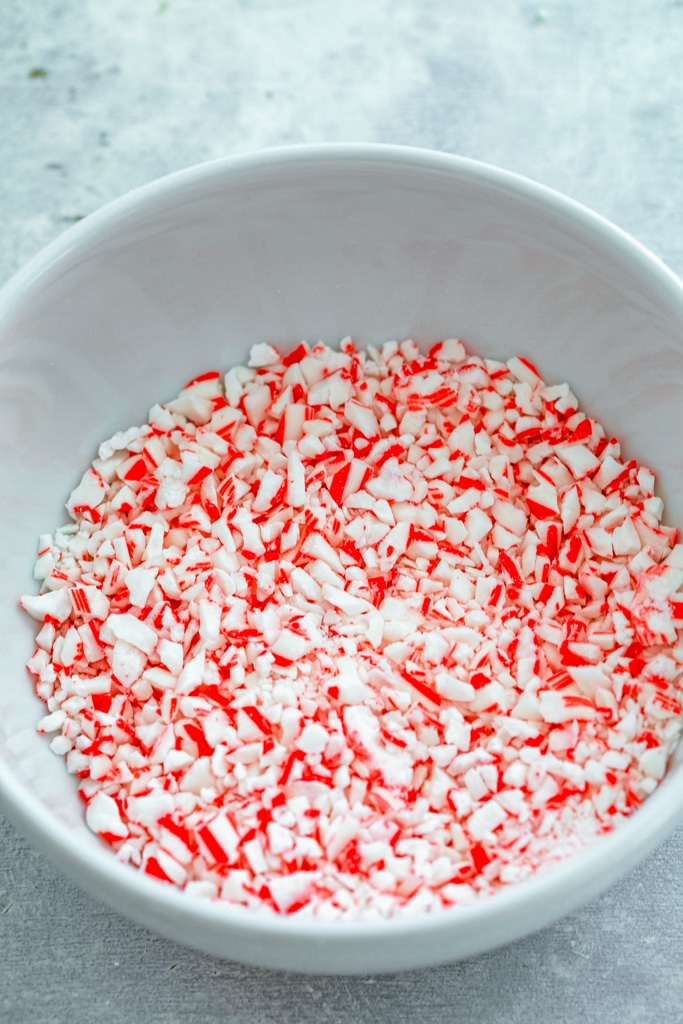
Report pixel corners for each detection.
[21,337,683,920]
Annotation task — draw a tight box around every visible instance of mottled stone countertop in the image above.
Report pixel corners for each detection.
[2,2,683,1021]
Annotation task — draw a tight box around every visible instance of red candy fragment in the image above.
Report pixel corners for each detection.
[21,336,683,920]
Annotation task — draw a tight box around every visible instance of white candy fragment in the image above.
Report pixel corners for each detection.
[248,343,281,368]
[296,722,329,754]
[21,589,72,624]
[112,638,147,686]
[253,469,285,512]
[468,799,507,841]
[286,450,306,509]
[70,585,110,620]
[37,709,66,734]
[66,467,106,518]
[345,399,380,438]
[104,613,158,655]
[507,355,542,386]
[539,691,596,723]
[126,791,175,826]
[271,629,312,662]
[86,792,128,839]
[125,567,157,608]
[555,442,601,480]
[268,872,314,913]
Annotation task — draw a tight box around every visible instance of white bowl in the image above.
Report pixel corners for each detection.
[2,144,683,974]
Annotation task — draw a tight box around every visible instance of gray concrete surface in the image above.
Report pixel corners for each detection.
[2,1,683,1020]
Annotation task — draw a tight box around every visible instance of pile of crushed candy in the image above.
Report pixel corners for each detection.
[21,337,683,920]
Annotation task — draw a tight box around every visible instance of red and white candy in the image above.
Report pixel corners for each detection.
[21,337,683,919]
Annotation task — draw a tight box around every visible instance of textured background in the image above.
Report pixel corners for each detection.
[2,2,683,1021]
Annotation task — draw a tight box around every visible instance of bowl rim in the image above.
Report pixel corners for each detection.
[3,141,683,320]
[2,141,683,963]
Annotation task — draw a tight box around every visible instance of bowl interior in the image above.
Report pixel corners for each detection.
[2,146,683,971]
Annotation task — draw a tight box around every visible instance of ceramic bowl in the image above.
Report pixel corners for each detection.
[2,144,683,973]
